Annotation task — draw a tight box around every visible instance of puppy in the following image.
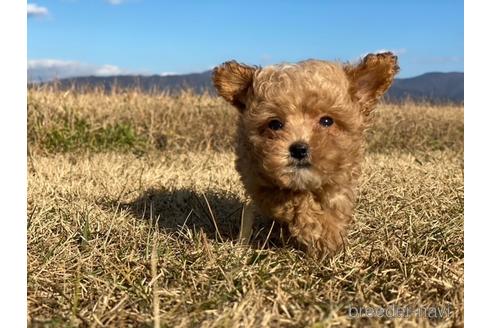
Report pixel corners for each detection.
[213,52,398,257]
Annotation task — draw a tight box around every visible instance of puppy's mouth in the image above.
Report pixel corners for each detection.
[290,159,312,169]
[283,160,321,190]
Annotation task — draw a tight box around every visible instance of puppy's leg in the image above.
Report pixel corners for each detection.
[313,215,348,257]
[288,198,350,257]
[239,200,255,245]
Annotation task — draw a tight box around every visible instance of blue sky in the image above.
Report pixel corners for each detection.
[28,0,463,80]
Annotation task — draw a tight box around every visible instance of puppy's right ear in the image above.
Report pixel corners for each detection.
[344,52,399,115]
[212,61,257,111]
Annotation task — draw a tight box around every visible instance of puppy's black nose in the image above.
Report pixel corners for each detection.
[289,142,309,160]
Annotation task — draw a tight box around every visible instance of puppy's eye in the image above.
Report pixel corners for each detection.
[319,116,334,127]
[268,119,283,131]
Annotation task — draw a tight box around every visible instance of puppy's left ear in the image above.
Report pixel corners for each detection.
[212,61,257,112]
[344,52,399,115]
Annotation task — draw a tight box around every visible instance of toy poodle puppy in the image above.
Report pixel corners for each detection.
[212,52,399,257]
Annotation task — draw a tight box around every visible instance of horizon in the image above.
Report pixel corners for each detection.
[28,1,463,82]
[28,69,464,84]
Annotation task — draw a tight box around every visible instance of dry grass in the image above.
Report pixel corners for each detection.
[27,87,463,155]
[27,88,464,327]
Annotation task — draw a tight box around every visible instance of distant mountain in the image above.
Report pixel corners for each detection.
[386,72,463,103]
[41,71,214,94]
[36,71,463,103]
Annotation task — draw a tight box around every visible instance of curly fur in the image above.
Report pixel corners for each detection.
[213,53,399,257]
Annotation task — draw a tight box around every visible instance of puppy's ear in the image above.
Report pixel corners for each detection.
[344,52,399,115]
[212,61,257,111]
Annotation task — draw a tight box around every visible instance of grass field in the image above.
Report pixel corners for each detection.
[27,88,464,327]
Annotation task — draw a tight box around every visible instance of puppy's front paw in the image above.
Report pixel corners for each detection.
[310,230,347,258]
[289,212,348,258]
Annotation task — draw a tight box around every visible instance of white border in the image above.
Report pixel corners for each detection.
[0,1,472,326]
[464,1,491,326]
[0,1,27,325]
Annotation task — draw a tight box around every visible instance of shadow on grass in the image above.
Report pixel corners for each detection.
[110,187,292,248]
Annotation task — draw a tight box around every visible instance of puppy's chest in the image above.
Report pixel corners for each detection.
[256,189,326,223]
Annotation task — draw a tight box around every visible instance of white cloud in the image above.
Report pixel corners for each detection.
[357,48,407,61]
[160,72,177,76]
[348,48,407,66]
[95,64,125,75]
[27,3,49,17]
[27,59,130,82]
[374,48,407,56]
